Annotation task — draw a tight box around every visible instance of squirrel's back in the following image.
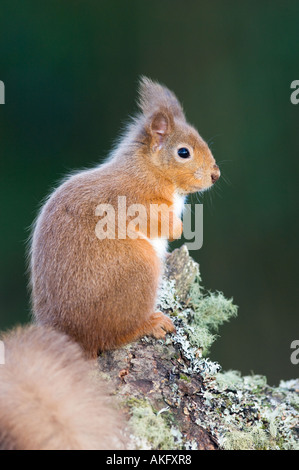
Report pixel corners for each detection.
[0,325,124,450]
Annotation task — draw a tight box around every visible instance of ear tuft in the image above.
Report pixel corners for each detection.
[138,76,185,121]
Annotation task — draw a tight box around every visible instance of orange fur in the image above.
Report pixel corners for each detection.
[0,325,124,450]
[29,77,220,358]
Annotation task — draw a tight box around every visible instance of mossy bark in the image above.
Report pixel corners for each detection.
[97,246,299,450]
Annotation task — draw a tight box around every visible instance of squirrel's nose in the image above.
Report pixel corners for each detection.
[211,164,220,184]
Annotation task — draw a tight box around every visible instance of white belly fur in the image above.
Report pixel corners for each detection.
[148,192,186,260]
[148,238,169,260]
[138,192,186,261]
[173,192,186,218]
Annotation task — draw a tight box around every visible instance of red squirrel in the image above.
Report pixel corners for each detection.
[30,77,220,358]
[0,78,220,450]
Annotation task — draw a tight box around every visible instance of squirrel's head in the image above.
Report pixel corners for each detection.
[137,77,220,194]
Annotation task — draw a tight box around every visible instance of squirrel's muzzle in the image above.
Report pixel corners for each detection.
[211,164,220,184]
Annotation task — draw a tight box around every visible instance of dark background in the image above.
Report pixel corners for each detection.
[0,1,298,385]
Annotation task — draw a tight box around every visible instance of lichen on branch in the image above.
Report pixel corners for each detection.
[98,246,299,450]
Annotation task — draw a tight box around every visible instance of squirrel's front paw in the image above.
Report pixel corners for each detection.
[148,312,176,339]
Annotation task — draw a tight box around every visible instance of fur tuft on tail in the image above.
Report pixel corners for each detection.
[0,325,125,450]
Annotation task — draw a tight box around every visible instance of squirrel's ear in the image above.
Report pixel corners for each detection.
[148,110,173,151]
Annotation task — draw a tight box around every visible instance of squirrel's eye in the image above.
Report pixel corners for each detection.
[177,147,190,159]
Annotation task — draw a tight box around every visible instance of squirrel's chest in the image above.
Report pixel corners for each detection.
[148,238,169,260]
[173,192,186,218]
[147,192,185,261]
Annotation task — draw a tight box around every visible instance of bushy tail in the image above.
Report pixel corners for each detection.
[0,325,124,450]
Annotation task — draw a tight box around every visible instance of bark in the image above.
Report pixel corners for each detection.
[97,246,299,451]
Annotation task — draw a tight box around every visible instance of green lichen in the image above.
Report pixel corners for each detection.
[221,425,271,450]
[216,370,267,392]
[179,374,191,382]
[143,247,299,450]
[188,279,238,355]
[202,371,299,450]
[127,398,182,450]
[158,274,238,357]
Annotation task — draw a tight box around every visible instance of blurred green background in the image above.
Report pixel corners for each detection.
[0,1,298,385]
